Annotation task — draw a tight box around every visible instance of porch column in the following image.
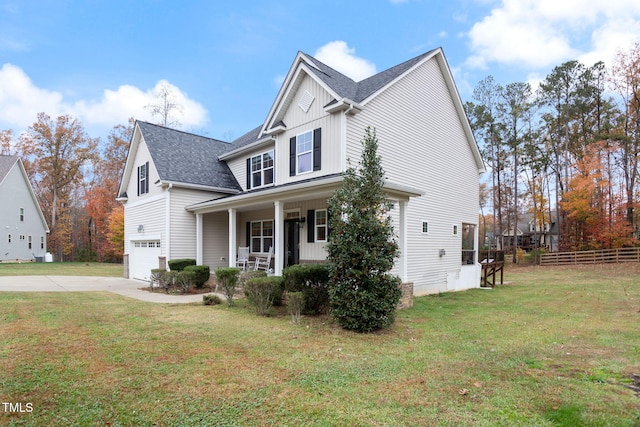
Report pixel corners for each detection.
[274,200,283,276]
[228,208,237,268]
[399,200,409,283]
[196,213,203,265]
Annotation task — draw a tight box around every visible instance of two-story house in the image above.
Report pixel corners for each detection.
[0,155,49,261]
[118,47,485,295]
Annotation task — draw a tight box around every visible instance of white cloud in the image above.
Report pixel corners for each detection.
[314,41,377,81]
[466,0,640,70]
[0,63,208,135]
[0,63,64,129]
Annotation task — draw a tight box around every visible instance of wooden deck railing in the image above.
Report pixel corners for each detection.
[540,247,640,266]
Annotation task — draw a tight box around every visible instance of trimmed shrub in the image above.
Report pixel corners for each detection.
[168,258,196,272]
[244,276,284,316]
[203,294,222,305]
[175,270,195,293]
[184,265,210,288]
[283,263,330,314]
[287,291,304,324]
[214,267,241,306]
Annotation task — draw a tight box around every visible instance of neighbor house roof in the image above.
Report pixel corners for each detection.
[0,155,50,232]
[137,121,241,192]
[0,155,19,183]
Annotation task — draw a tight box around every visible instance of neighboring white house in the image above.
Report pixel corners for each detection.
[118,48,485,295]
[0,155,49,261]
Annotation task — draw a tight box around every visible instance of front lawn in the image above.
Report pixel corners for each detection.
[0,262,122,277]
[0,264,638,426]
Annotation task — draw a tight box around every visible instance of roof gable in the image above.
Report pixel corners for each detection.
[0,155,50,232]
[119,122,242,197]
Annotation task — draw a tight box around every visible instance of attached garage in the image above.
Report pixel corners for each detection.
[130,240,161,280]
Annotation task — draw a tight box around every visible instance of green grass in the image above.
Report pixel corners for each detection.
[0,262,122,277]
[1,264,639,426]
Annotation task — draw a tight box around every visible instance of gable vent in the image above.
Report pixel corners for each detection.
[298,90,315,113]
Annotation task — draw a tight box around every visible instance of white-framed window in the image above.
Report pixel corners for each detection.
[19,235,25,241]
[8,234,11,243]
[138,161,149,195]
[250,150,274,188]
[251,220,274,253]
[315,209,327,242]
[28,235,32,249]
[296,130,313,174]
[452,224,459,236]
[40,236,44,249]
[19,207,24,222]
[422,221,429,234]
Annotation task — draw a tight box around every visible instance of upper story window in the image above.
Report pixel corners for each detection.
[296,131,313,174]
[138,161,149,196]
[290,128,321,176]
[247,150,274,189]
[19,208,24,222]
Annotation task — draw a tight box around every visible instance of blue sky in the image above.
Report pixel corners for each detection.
[1,0,639,144]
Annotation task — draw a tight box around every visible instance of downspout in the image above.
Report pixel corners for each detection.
[165,183,172,267]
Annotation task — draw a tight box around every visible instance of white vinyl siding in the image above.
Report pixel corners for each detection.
[169,188,226,260]
[126,136,162,199]
[202,211,228,269]
[0,160,48,261]
[346,56,481,295]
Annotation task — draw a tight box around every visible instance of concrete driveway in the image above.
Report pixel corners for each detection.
[0,275,217,303]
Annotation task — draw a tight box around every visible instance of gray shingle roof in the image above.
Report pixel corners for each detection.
[0,155,19,184]
[231,49,439,148]
[138,122,241,192]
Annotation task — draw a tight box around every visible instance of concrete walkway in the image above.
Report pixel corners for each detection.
[0,275,221,304]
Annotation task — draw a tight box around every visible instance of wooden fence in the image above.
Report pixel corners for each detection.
[540,247,640,266]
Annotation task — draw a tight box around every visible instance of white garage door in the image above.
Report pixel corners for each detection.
[131,240,161,280]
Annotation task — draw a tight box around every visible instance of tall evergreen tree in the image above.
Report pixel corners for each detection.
[327,127,401,332]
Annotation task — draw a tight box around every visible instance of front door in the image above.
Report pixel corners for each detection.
[284,219,300,268]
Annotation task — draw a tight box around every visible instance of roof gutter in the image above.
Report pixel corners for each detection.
[218,135,275,161]
[159,180,241,194]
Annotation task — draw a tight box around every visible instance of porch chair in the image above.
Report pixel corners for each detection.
[254,246,273,273]
[236,246,251,270]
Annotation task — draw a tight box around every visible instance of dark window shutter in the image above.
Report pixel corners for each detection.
[145,161,149,193]
[307,209,315,243]
[313,128,321,171]
[246,158,251,189]
[289,136,296,176]
[246,222,251,247]
[137,166,140,196]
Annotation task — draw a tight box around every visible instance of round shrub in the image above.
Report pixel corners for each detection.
[283,263,330,314]
[184,265,210,288]
[244,276,284,316]
[203,294,222,305]
[168,258,196,272]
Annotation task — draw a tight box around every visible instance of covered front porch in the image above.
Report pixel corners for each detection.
[186,176,420,280]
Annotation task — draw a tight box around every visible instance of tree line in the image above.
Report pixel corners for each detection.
[465,42,640,258]
[1,115,131,262]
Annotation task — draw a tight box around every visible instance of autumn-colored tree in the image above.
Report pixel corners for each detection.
[21,113,98,261]
[0,129,13,155]
[106,204,125,260]
[562,141,633,250]
[85,119,133,261]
